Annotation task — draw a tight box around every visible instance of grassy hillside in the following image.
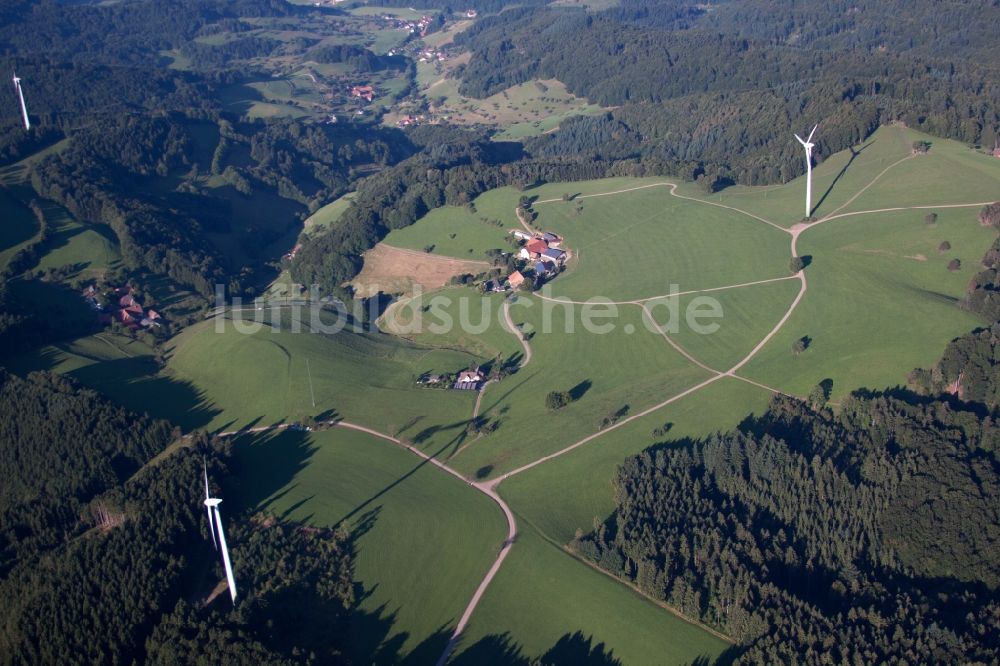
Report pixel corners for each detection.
[534,185,791,301]
[231,426,506,662]
[454,526,730,665]
[165,315,481,440]
[741,206,993,399]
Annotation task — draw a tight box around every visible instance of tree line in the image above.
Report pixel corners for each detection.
[453,1,1000,185]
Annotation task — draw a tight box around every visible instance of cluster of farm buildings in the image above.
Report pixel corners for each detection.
[419,367,486,391]
[485,230,567,292]
[82,284,163,331]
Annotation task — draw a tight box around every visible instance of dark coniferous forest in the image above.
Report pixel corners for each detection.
[0,371,357,664]
[575,391,1000,664]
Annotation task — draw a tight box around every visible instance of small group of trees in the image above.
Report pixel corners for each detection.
[545,390,571,410]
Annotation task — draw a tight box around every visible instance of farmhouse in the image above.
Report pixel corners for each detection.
[519,238,549,260]
[542,232,562,247]
[454,368,484,390]
[350,85,375,102]
[534,260,555,277]
[83,284,164,331]
[542,247,567,263]
[511,230,532,240]
[508,270,526,289]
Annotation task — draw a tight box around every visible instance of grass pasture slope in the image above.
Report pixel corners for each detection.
[165,315,481,439]
[741,205,994,399]
[453,526,730,666]
[533,184,791,302]
[9,124,1000,666]
[232,426,506,662]
[382,205,510,259]
[444,296,711,476]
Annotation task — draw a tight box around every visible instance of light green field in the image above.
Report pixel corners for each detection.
[165,315,482,440]
[643,276,804,372]
[741,206,995,399]
[13,125,999,665]
[503,377,773,545]
[303,192,356,235]
[693,125,1000,226]
[33,199,121,278]
[534,185,791,301]
[382,205,510,258]
[418,69,606,139]
[232,426,506,662]
[444,296,711,477]
[385,288,524,361]
[349,6,436,20]
[454,526,730,665]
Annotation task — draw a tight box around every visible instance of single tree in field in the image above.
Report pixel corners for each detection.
[924,213,938,225]
[948,258,962,272]
[912,140,932,154]
[939,240,951,252]
[789,256,806,273]
[792,336,809,355]
[545,390,570,410]
[808,383,828,410]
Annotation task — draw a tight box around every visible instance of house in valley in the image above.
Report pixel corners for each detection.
[350,85,375,102]
[454,368,484,390]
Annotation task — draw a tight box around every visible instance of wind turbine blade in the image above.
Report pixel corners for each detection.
[205,504,217,549]
[213,506,238,604]
[794,134,805,145]
[203,460,218,549]
[807,124,817,142]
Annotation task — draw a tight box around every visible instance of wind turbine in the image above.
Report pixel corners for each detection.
[203,461,238,605]
[12,71,30,131]
[794,124,818,218]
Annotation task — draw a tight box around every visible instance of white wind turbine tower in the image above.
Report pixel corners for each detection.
[203,461,238,605]
[12,71,30,131]
[794,124,818,218]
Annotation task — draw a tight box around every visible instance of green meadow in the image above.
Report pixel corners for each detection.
[165,314,481,440]
[502,377,773,545]
[302,192,356,235]
[533,185,791,301]
[454,526,730,665]
[232,426,506,662]
[740,206,994,399]
[382,204,511,259]
[643,276,804,372]
[445,296,711,476]
[33,199,121,279]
